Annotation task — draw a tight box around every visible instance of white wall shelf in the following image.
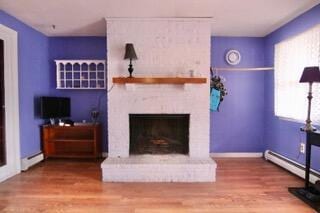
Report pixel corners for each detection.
[55,60,106,89]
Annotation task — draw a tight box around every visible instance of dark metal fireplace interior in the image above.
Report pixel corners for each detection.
[129,114,189,155]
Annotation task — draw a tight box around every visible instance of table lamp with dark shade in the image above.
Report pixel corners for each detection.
[299,66,320,132]
[124,43,138,78]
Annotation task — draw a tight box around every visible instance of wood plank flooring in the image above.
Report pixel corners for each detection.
[0,158,315,213]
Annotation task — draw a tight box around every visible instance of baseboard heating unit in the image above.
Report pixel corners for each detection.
[21,152,44,171]
[264,150,320,184]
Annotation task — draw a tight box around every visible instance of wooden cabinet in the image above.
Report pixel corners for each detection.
[41,124,102,159]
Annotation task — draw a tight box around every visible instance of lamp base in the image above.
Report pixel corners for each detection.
[289,186,320,212]
[128,58,134,78]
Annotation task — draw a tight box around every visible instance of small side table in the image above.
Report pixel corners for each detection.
[305,131,320,188]
[289,131,320,211]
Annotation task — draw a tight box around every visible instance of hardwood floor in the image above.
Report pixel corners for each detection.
[0,158,315,213]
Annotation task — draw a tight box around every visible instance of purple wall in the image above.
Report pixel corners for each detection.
[48,37,108,151]
[264,4,320,170]
[210,37,265,152]
[0,10,50,158]
[49,36,267,154]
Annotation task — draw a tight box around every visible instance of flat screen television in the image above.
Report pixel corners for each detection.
[40,96,70,119]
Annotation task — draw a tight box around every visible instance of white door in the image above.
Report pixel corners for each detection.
[0,24,20,182]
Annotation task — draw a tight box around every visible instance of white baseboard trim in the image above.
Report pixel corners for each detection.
[21,153,44,171]
[210,152,263,158]
[264,150,320,184]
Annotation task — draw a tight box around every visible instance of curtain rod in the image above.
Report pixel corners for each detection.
[211,67,274,71]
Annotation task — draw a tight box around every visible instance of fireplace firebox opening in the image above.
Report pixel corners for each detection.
[129,114,189,155]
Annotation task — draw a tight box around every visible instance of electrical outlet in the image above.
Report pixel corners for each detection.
[300,143,305,154]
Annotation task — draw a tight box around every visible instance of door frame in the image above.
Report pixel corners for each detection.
[0,24,20,182]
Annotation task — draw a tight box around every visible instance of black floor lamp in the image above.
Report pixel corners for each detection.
[299,66,320,131]
[288,66,320,211]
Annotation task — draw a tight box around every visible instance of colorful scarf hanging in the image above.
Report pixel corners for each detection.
[210,88,221,111]
[210,67,227,111]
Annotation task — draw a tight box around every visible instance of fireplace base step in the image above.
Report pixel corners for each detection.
[101,154,216,182]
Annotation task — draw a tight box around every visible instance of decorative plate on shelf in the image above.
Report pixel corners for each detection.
[225,50,241,65]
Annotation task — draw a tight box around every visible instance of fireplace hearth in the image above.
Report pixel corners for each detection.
[130,114,189,155]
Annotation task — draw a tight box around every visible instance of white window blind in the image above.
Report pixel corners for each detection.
[274,25,320,124]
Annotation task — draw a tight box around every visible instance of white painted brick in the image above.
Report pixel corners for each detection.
[104,18,215,182]
[101,155,216,182]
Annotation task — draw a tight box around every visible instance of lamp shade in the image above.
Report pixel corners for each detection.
[299,66,320,83]
[124,43,138,60]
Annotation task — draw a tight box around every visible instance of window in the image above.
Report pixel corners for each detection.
[274,25,320,124]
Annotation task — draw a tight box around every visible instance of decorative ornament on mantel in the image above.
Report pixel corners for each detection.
[210,67,228,111]
[124,43,138,78]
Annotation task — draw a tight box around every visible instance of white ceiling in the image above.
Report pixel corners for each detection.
[1,0,319,37]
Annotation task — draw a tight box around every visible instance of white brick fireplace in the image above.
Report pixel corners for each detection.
[101,18,216,182]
